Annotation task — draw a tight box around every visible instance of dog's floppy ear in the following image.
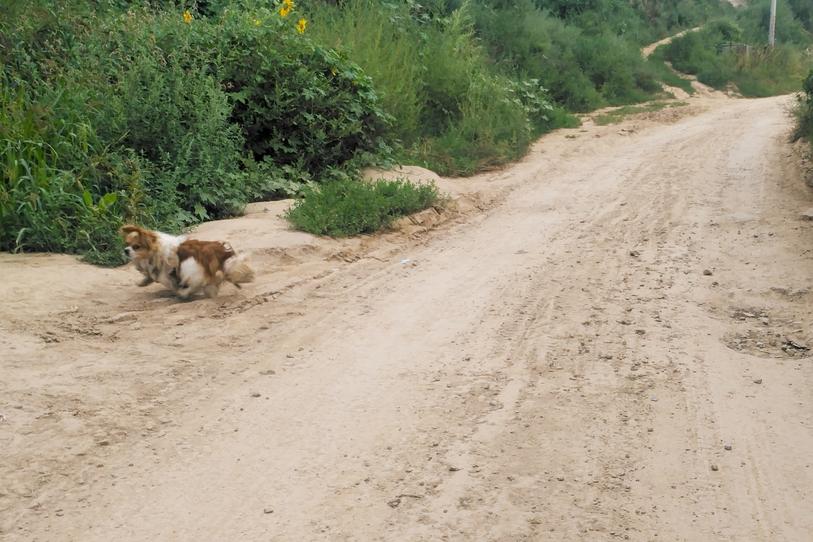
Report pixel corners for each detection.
[120,224,142,239]
[119,225,155,249]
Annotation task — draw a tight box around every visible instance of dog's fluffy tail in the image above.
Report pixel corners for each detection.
[224,253,255,286]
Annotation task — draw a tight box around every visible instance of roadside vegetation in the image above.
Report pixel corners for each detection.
[286,178,439,236]
[793,71,813,155]
[657,2,813,96]
[1,0,810,264]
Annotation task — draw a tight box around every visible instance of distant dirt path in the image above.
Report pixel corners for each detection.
[2,95,812,541]
[642,26,701,58]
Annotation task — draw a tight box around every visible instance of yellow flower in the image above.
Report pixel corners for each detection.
[296,17,307,34]
[182,10,192,24]
[254,18,262,26]
[279,0,294,17]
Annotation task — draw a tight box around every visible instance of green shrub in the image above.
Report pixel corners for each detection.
[793,70,813,143]
[738,0,812,45]
[285,177,439,236]
[415,73,553,175]
[306,0,562,176]
[217,8,393,175]
[472,1,662,112]
[0,75,132,264]
[307,0,425,145]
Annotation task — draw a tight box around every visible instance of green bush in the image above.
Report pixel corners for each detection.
[307,0,565,176]
[217,8,393,175]
[285,177,439,236]
[473,1,661,112]
[307,0,426,145]
[0,71,134,264]
[738,0,812,45]
[533,0,732,41]
[793,70,813,143]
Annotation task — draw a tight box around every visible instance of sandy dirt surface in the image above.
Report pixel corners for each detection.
[2,94,813,541]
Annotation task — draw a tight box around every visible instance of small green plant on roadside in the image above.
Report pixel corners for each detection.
[285,178,439,237]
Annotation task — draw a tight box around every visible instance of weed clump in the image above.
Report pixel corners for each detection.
[285,178,439,237]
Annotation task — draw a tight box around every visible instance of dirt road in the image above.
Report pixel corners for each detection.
[2,95,812,541]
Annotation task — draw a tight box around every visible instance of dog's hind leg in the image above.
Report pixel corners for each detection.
[176,283,196,299]
[203,284,220,298]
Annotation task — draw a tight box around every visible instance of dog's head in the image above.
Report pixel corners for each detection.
[120,225,159,262]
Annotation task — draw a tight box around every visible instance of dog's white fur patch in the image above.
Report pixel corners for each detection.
[177,257,206,299]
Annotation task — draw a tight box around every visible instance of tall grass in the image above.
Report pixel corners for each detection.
[306,1,425,146]
[306,0,571,175]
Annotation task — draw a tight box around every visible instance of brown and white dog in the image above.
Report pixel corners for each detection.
[120,225,254,298]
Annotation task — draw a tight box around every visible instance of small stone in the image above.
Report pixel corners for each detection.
[259,370,276,376]
[97,440,110,447]
[710,464,719,472]
[263,507,274,514]
[753,378,762,385]
[250,392,261,398]
[449,466,461,472]
[799,208,813,221]
[724,444,732,451]
[703,269,713,276]
[784,337,809,351]
[629,250,640,257]
[556,476,565,481]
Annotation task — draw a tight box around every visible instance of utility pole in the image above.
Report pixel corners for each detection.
[768,0,777,47]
